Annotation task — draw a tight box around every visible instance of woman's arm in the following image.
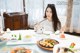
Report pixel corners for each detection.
[34,19,46,32]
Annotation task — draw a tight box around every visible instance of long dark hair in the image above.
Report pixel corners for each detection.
[44,4,61,31]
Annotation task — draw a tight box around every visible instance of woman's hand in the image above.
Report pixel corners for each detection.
[34,23,41,32]
[34,23,44,34]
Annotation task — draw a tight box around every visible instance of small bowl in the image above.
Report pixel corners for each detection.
[23,37,32,41]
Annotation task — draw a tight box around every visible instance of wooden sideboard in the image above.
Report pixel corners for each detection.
[3,12,28,30]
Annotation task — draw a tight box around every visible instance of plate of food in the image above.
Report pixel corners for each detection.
[53,43,80,53]
[8,46,39,53]
[9,47,32,53]
[37,38,59,51]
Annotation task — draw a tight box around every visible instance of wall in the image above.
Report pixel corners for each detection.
[25,0,44,28]
[0,16,3,29]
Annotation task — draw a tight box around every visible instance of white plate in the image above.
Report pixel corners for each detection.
[6,40,36,45]
[8,50,39,53]
[53,44,80,53]
[7,46,39,53]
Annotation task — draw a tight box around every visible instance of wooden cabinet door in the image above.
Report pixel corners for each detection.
[4,17,13,30]
[4,13,28,30]
[13,15,21,30]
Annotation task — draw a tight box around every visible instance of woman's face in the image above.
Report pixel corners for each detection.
[46,7,52,21]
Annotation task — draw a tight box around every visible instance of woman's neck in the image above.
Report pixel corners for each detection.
[47,19,52,22]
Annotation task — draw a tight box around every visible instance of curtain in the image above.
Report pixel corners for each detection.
[25,0,44,28]
[70,0,80,33]
[6,0,23,12]
[0,0,6,30]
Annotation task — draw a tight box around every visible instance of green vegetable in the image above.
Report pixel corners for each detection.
[50,43,54,45]
[70,45,74,48]
[12,34,17,37]
[18,34,22,40]
[14,34,16,37]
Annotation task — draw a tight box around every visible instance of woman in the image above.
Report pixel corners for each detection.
[34,4,61,33]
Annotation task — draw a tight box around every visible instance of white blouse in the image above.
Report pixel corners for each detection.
[34,19,54,33]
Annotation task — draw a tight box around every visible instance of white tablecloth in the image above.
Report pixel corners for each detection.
[0,30,80,53]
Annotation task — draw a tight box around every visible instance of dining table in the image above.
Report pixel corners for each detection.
[0,29,80,53]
